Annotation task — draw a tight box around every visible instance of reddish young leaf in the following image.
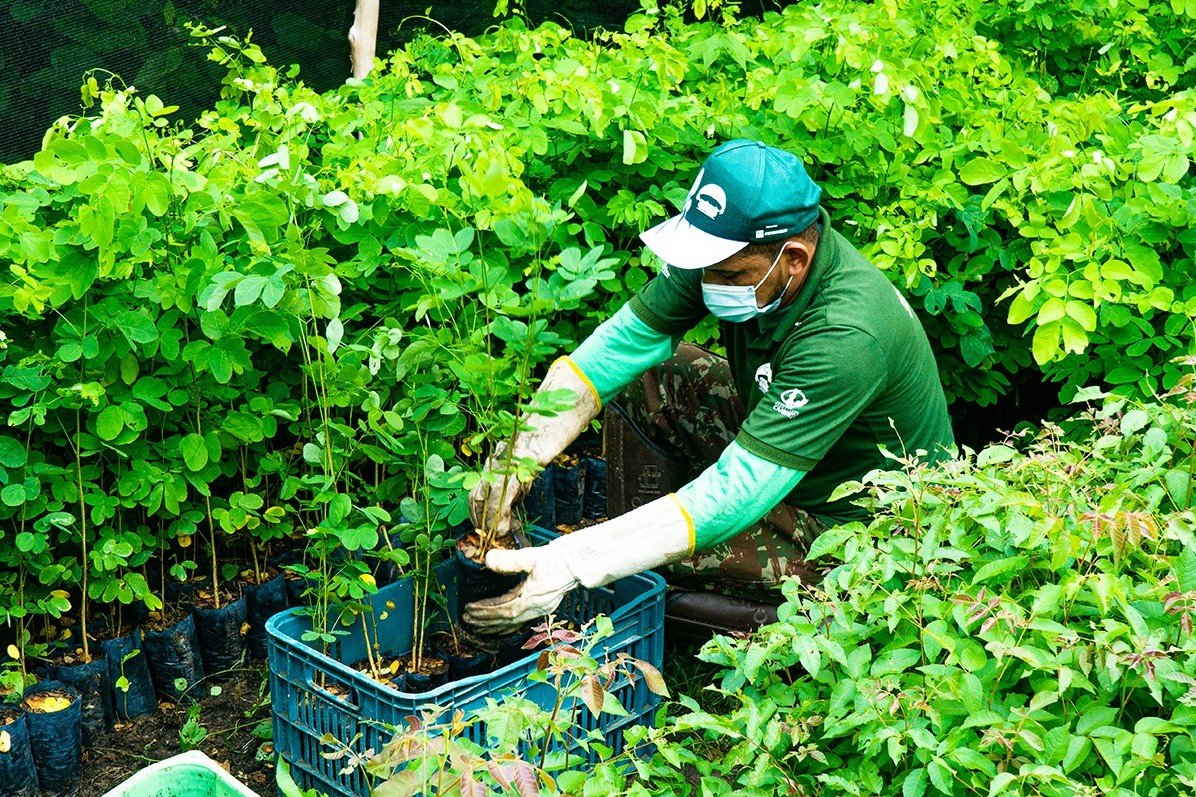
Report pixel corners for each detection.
[580,674,605,716]
[511,760,538,797]
[630,657,670,697]
[459,771,487,797]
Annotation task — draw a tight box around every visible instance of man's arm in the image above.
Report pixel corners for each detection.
[569,303,678,405]
[462,442,806,633]
[469,302,678,536]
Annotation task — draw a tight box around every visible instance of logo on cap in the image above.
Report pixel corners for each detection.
[694,184,727,219]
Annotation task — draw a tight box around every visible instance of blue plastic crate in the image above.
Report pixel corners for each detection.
[266,527,666,797]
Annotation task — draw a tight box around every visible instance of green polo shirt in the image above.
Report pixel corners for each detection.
[628,210,955,524]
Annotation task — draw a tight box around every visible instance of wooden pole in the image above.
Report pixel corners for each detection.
[349,0,380,79]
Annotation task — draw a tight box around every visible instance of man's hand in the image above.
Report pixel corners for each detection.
[468,466,526,540]
[467,357,602,540]
[460,546,578,635]
[462,494,695,635]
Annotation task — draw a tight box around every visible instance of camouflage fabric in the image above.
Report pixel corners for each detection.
[615,342,829,597]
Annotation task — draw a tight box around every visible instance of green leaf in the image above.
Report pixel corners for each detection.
[0,436,27,468]
[972,556,1028,585]
[622,130,648,165]
[1,483,26,507]
[1032,321,1061,365]
[959,157,1006,185]
[96,406,125,441]
[180,433,208,471]
[988,772,1017,796]
[326,318,344,354]
[1175,548,1196,592]
[234,275,267,307]
[976,444,1016,466]
[902,768,927,797]
[806,526,852,560]
[927,759,953,794]
[871,648,921,676]
[114,311,159,345]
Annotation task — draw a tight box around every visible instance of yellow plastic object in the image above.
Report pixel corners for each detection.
[99,751,260,797]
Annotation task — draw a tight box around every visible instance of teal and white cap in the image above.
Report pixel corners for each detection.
[640,139,822,270]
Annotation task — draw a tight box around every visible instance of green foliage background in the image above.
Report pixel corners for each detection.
[0,0,641,165]
[0,0,1193,689]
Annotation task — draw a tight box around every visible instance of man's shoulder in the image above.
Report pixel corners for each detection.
[774,322,887,375]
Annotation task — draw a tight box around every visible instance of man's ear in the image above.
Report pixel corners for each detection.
[781,240,814,275]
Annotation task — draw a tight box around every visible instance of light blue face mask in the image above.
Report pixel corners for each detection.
[701,244,794,323]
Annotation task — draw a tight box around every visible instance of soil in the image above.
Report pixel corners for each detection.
[456,529,519,563]
[23,691,74,713]
[431,630,482,658]
[141,604,191,632]
[399,653,448,677]
[236,564,281,586]
[555,516,606,534]
[348,655,406,690]
[192,582,242,610]
[48,645,96,667]
[81,666,274,796]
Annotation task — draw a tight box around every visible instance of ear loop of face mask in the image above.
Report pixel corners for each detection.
[756,243,796,313]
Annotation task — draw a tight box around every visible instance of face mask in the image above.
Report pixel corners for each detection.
[701,244,795,323]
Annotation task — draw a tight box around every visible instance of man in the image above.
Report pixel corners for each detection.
[463,139,954,634]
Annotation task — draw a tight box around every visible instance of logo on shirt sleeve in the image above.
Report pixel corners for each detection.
[773,388,809,419]
[754,363,773,393]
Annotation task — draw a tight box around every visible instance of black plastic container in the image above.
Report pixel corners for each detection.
[193,596,247,679]
[244,574,288,659]
[491,628,535,668]
[99,628,156,719]
[429,631,491,680]
[52,649,113,746]
[142,613,205,702]
[521,467,556,530]
[402,658,448,694]
[162,581,195,609]
[454,546,525,613]
[268,550,310,606]
[21,681,82,797]
[553,462,586,526]
[581,455,608,520]
[0,706,39,797]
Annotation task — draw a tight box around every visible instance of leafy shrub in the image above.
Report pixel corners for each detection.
[637,373,1196,795]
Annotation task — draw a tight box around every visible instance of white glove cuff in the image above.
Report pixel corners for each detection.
[510,357,602,470]
[549,494,695,589]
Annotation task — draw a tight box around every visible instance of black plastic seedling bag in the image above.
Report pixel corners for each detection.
[581,456,607,520]
[52,650,113,746]
[143,613,204,702]
[553,462,586,526]
[0,706,39,797]
[193,596,247,679]
[521,467,556,530]
[99,628,156,720]
[245,574,288,659]
[21,681,82,797]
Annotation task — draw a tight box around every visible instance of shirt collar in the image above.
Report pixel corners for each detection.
[753,207,839,344]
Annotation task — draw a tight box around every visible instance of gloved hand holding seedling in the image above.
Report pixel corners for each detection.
[466,358,600,555]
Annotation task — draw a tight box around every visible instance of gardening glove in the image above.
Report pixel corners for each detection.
[461,494,694,634]
[469,357,601,539]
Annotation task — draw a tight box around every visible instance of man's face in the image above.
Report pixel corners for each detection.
[702,240,814,309]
